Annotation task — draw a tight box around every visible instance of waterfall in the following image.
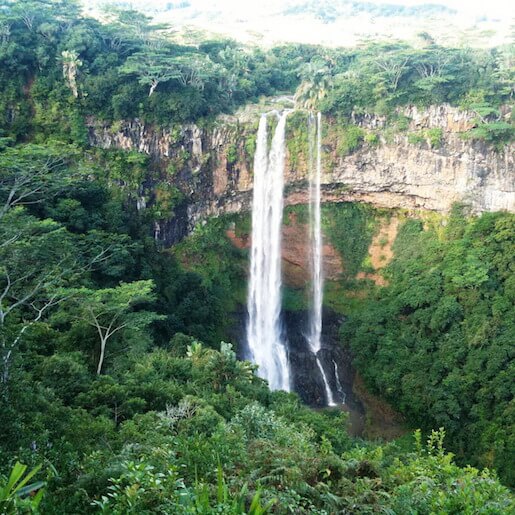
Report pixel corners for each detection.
[246,112,290,391]
[333,359,346,403]
[307,112,336,406]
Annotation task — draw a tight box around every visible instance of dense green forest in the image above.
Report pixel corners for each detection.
[1,0,514,512]
[337,206,515,487]
[1,0,513,143]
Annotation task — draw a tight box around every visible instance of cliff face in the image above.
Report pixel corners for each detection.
[226,212,344,288]
[87,104,514,245]
[327,105,514,213]
[87,107,512,422]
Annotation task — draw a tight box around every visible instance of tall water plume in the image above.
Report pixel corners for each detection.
[246,112,290,391]
[307,112,336,406]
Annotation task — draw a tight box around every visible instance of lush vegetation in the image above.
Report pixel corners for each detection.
[295,39,514,145]
[342,206,515,487]
[0,0,316,142]
[0,0,513,512]
[1,0,513,147]
[314,41,513,116]
[1,147,512,512]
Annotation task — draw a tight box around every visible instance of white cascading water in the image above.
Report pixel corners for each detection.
[333,359,346,403]
[246,112,290,391]
[307,112,336,406]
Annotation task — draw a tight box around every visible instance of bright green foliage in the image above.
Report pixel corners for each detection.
[382,429,514,514]
[0,180,513,514]
[0,1,513,511]
[285,111,310,169]
[312,42,514,145]
[408,127,443,147]
[92,458,275,514]
[407,131,425,144]
[226,143,238,165]
[1,0,512,145]
[0,0,310,139]
[343,208,515,486]
[174,216,248,312]
[363,131,379,145]
[0,462,45,513]
[322,203,378,280]
[294,56,334,109]
[0,140,261,512]
[119,50,181,97]
[318,42,513,116]
[425,128,443,147]
[66,281,163,374]
[466,121,515,146]
[92,459,188,514]
[14,337,511,514]
[336,125,365,155]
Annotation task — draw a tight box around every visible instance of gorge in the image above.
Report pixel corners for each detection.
[86,103,515,410]
[84,103,515,409]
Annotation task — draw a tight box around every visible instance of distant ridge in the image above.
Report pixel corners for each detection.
[283,0,456,22]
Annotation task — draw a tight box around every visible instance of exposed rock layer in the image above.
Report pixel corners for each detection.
[87,104,514,247]
[226,212,343,288]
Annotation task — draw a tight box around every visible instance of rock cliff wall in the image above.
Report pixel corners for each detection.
[87,104,514,245]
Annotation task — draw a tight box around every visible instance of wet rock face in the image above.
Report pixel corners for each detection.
[280,214,343,287]
[284,309,358,409]
[152,202,189,245]
[232,305,363,412]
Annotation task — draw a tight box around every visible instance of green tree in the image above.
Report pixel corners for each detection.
[69,280,162,374]
[0,144,98,385]
[294,57,333,109]
[0,210,75,384]
[120,50,179,96]
[0,143,78,220]
[0,462,46,513]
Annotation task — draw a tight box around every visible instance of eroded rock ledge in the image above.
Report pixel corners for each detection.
[87,104,514,245]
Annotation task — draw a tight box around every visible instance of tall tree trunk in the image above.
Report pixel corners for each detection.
[1,350,11,384]
[149,80,158,96]
[97,337,106,375]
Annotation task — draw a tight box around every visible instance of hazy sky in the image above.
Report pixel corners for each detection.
[85,0,514,46]
[87,0,514,20]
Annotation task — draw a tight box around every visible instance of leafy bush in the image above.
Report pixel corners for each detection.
[0,462,46,513]
[336,125,365,155]
[466,122,514,146]
[408,128,443,147]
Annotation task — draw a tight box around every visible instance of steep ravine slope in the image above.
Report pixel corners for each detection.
[88,104,514,246]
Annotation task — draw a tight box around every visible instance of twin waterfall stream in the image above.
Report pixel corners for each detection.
[246,111,339,406]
